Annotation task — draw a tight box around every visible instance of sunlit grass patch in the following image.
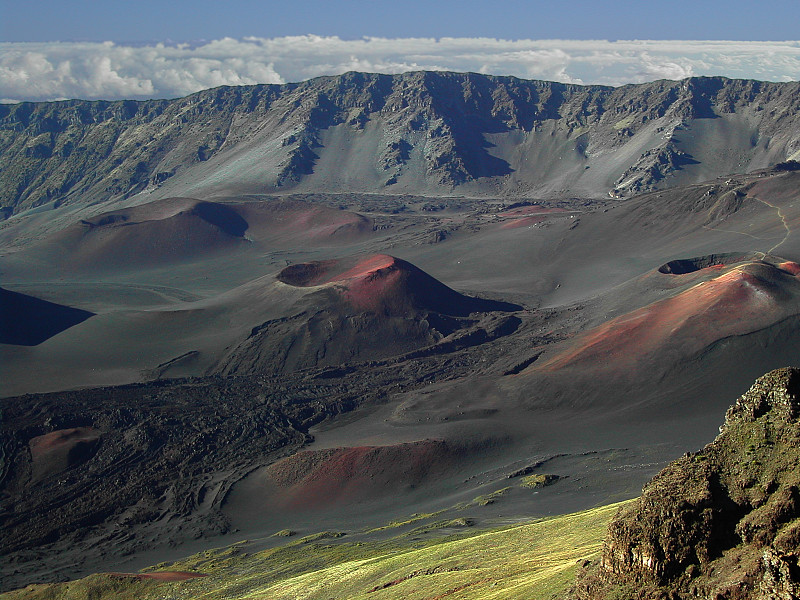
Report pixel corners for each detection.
[2,502,630,600]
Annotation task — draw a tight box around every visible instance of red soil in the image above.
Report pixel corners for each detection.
[277,255,397,288]
[109,198,372,244]
[778,261,800,276]
[287,207,370,240]
[239,201,372,243]
[342,256,407,312]
[497,205,568,230]
[29,427,100,460]
[330,255,396,282]
[39,198,372,272]
[540,262,800,372]
[29,427,101,481]
[277,255,421,312]
[50,198,248,270]
[277,253,516,316]
[748,175,800,205]
[264,440,456,510]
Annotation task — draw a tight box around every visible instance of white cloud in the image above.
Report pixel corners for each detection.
[1,37,799,102]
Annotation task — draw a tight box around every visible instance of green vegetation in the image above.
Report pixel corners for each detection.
[613,116,635,130]
[447,517,475,527]
[577,369,800,598]
[296,531,347,544]
[1,502,628,600]
[272,529,296,537]
[469,486,512,506]
[364,511,439,533]
[520,474,561,489]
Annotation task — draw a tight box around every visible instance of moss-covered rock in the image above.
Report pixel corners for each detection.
[572,367,800,599]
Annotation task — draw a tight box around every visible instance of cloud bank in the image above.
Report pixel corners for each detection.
[2,37,800,103]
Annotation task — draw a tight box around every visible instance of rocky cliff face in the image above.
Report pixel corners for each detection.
[571,367,800,599]
[2,73,800,215]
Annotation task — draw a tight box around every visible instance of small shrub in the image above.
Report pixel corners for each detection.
[520,474,561,489]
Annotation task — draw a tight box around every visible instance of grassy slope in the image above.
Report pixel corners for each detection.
[3,502,626,600]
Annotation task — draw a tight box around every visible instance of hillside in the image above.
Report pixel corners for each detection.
[3,168,800,590]
[2,73,800,215]
[0,501,622,600]
[572,368,800,598]
[6,369,800,599]
[3,72,800,596]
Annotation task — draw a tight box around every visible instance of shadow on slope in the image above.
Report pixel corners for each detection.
[0,287,94,346]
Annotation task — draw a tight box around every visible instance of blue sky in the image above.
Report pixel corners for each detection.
[2,1,800,102]
[3,0,800,43]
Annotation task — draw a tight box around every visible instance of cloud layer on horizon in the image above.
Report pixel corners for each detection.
[2,37,800,103]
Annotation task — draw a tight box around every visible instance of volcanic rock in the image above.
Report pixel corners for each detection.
[570,368,800,599]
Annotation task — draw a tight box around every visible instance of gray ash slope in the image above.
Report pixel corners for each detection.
[3,73,800,214]
[3,73,800,595]
[0,304,532,590]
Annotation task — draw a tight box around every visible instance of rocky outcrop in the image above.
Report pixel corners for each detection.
[612,140,697,195]
[571,368,800,599]
[2,74,800,215]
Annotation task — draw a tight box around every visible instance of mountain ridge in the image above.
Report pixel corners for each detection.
[2,72,800,215]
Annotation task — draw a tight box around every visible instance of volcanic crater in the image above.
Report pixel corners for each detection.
[277,254,521,316]
[540,255,800,373]
[4,75,800,597]
[215,254,523,375]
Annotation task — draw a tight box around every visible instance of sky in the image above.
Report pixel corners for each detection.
[2,0,800,102]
